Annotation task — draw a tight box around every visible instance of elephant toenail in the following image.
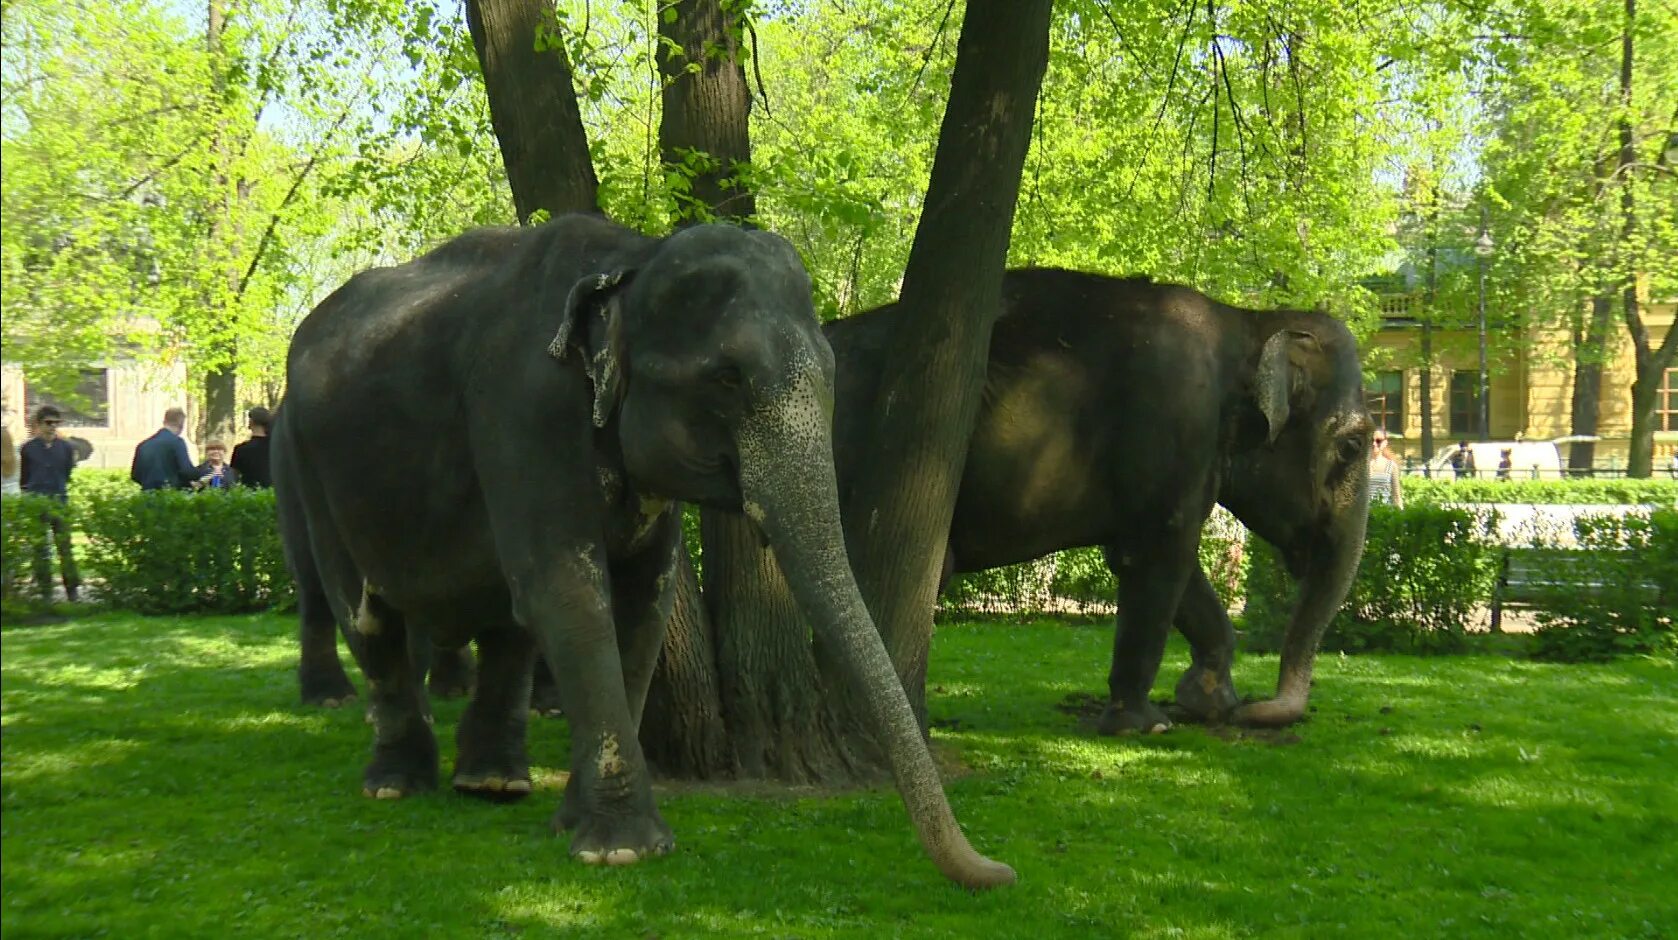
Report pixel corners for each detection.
[506,779,532,793]
[605,848,639,866]
[375,786,403,799]
[575,850,605,865]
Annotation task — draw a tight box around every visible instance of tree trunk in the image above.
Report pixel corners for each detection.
[465,0,600,222]
[1610,0,1675,478]
[1419,226,1436,470]
[202,0,236,443]
[1568,294,1614,473]
[839,0,1052,723]
[656,0,756,222]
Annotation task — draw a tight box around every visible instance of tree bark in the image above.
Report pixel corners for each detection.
[656,0,756,222]
[466,0,600,222]
[839,0,1052,722]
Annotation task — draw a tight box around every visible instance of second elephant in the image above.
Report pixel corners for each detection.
[829,268,1373,732]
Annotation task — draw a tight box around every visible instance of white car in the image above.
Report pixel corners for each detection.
[1427,440,1566,480]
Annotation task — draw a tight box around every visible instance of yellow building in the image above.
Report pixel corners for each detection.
[1363,296,1677,473]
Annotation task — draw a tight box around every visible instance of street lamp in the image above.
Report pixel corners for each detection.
[1474,216,1494,442]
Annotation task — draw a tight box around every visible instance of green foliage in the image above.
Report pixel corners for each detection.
[77,486,292,614]
[1406,478,1678,506]
[5,612,1678,935]
[1530,510,1678,662]
[1245,505,1500,653]
[1,494,58,609]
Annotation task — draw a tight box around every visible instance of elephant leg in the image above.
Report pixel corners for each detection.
[1172,568,1240,722]
[613,517,682,730]
[299,588,358,707]
[357,588,439,799]
[518,544,672,865]
[452,624,535,801]
[529,652,564,718]
[428,642,476,699]
[1097,537,1196,736]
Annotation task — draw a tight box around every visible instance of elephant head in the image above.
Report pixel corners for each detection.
[549,224,1014,889]
[1224,318,1372,726]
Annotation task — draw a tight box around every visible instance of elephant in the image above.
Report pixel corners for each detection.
[273,215,1012,888]
[828,268,1372,733]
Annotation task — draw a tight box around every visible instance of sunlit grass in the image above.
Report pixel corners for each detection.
[3,612,1674,938]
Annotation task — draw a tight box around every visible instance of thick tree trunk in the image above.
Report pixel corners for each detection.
[202,0,237,443]
[840,0,1052,723]
[1568,294,1614,473]
[656,0,756,222]
[465,0,600,222]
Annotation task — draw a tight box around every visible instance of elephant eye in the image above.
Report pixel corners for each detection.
[712,365,743,390]
[1338,435,1364,463]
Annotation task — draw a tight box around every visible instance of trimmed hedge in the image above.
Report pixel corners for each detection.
[1407,478,1678,507]
[79,486,294,614]
[2,493,61,610]
[1243,504,1501,654]
[1529,510,1678,662]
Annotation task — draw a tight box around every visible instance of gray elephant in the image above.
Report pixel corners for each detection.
[829,268,1372,733]
[274,215,1012,888]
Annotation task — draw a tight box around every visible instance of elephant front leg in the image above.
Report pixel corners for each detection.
[1097,541,1194,736]
[519,550,673,866]
[611,516,681,729]
[453,624,534,801]
[1171,568,1240,722]
[357,589,439,798]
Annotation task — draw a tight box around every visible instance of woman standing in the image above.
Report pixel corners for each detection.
[1368,431,1403,508]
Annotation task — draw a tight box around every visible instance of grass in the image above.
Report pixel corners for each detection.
[3,612,1675,939]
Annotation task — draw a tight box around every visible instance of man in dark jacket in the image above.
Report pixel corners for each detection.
[130,407,199,490]
[230,406,273,488]
[19,405,80,601]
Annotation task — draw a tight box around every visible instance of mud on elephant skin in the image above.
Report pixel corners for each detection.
[828,269,1371,732]
[273,215,1012,889]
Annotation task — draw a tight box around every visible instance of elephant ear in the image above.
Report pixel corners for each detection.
[1254,329,1323,443]
[549,270,633,428]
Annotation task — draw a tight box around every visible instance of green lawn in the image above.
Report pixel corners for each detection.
[3,612,1675,939]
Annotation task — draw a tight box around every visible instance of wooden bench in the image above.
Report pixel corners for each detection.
[1490,546,1661,631]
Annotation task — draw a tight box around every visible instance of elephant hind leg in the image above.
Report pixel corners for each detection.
[453,623,534,802]
[358,587,439,799]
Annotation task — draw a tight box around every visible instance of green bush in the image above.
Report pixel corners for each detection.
[79,486,294,614]
[1244,504,1500,653]
[1529,510,1678,662]
[1407,478,1678,506]
[2,493,60,610]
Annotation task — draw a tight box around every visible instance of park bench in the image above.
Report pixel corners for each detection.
[1489,546,1662,631]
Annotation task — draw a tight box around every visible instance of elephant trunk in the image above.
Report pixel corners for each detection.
[735,369,1014,890]
[1240,489,1369,727]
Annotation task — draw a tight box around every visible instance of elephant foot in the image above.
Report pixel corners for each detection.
[452,742,531,803]
[1174,663,1240,723]
[529,678,565,719]
[300,663,358,708]
[1096,700,1172,736]
[427,646,475,700]
[555,806,674,866]
[1233,696,1307,728]
[362,720,439,799]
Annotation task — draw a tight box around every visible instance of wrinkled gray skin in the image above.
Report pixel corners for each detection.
[275,216,1012,888]
[829,269,1372,732]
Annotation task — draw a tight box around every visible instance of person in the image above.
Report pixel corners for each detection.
[193,440,239,490]
[1,423,19,496]
[1496,447,1514,481]
[230,406,273,488]
[1367,430,1403,507]
[1669,451,1677,480]
[1449,439,1475,479]
[131,407,199,490]
[18,406,81,601]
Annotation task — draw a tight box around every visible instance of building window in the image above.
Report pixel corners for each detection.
[24,368,110,428]
[1661,367,1678,432]
[1366,371,1404,434]
[1450,370,1485,437]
